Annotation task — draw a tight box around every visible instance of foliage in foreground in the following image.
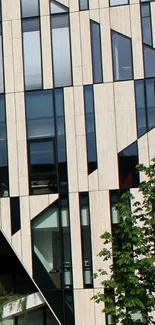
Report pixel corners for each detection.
[93,160,155,325]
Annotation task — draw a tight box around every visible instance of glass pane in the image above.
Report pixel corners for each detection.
[144,45,155,78]
[141,3,150,17]
[79,0,89,10]
[26,90,54,139]
[22,18,39,32]
[112,31,133,81]
[0,35,4,93]
[30,141,54,165]
[146,79,155,130]
[135,80,147,137]
[61,200,72,287]
[18,308,43,325]
[110,0,128,5]
[50,0,68,14]
[119,141,139,189]
[84,85,94,113]
[23,30,42,90]
[46,307,59,325]
[91,21,103,83]
[21,0,39,18]
[51,15,72,87]
[142,17,152,46]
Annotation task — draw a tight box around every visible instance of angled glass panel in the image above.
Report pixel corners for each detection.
[119,141,139,189]
[135,80,147,137]
[112,31,133,81]
[0,33,4,93]
[145,79,155,131]
[110,0,128,5]
[21,0,39,18]
[90,20,103,83]
[26,90,55,139]
[51,15,72,87]
[23,25,42,90]
[79,0,89,10]
[50,0,68,14]
[144,45,155,78]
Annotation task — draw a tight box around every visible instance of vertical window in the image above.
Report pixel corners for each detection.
[112,31,133,81]
[84,85,98,175]
[10,197,21,235]
[79,0,89,10]
[0,22,4,93]
[50,1,72,87]
[141,3,152,46]
[21,0,39,18]
[110,0,128,5]
[135,79,155,137]
[54,88,68,193]
[144,45,155,78]
[0,96,9,197]
[118,141,139,189]
[22,18,42,90]
[79,193,93,288]
[26,90,57,195]
[135,80,147,138]
[90,20,103,84]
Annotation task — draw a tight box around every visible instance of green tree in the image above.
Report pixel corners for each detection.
[93,160,155,325]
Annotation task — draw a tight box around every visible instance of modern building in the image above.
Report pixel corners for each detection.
[0,0,154,324]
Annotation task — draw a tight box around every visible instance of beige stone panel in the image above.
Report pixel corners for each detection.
[98,150,119,190]
[151,3,155,48]
[76,136,88,191]
[74,289,95,325]
[89,9,100,22]
[130,0,139,4]
[114,81,137,152]
[74,86,85,116]
[88,170,99,191]
[130,4,144,79]
[17,141,29,196]
[29,195,49,220]
[89,0,99,10]
[75,115,86,136]
[16,121,27,142]
[40,0,50,15]
[148,128,155,161]
[110,5,131,37]
[80,11,93,84]
[70,13,83,86]
[138,134,149,182]
[12,20,24,92]
[1,198,11,241]
[21,234,33,276]
[12,230,22,259]
[15,92,26,122]
[48,194,59,205]
[1,0,20,21]
[94,288,106,325]
[6,94,19,196]
[20,197,30,236]
[99,0,109,7]
[58,0,69,7]
[69,0,79,12]
[89,191,111,288]
[94,83,114,114]
[41,16,53,89]
[3,21,14,93]
[69,193,83,288]
[64,88,79,192]
[100,9,113,82]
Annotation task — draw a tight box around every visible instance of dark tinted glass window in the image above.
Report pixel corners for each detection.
[135,80,147,137]
[79,0,89,10]
[145,79,155,130]
[84,86,97,174]
[144,45,155,78]
[90,20,103,83]
[0,23,4,93]
[112,31,133,81]
[10,197,21,235]
[0,96,9,197]
[119,141,139,189]
[141,3,152,46]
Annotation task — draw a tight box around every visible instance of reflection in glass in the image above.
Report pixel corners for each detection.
[79,0,89,10]
[51,14,72,87]
[90,20,103,83]
[119,141,139,189]
[23,19,42,90]
[141,3,152,46]
[112,31,133,81]
[0,29,4,93]
[144,45,155,78]
[21,0,39,18]
[84,86,97,174]
[145,79,155,131]
[80,193,93,288]
[18,308,43,325]
[135,80,147,138]
[110,0,128,5]
[50,0,68,14]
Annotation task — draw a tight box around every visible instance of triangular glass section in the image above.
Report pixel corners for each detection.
[50,0,69,14]
[144,45,155,78]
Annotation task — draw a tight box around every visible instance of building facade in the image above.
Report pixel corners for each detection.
[0,0,154,324]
